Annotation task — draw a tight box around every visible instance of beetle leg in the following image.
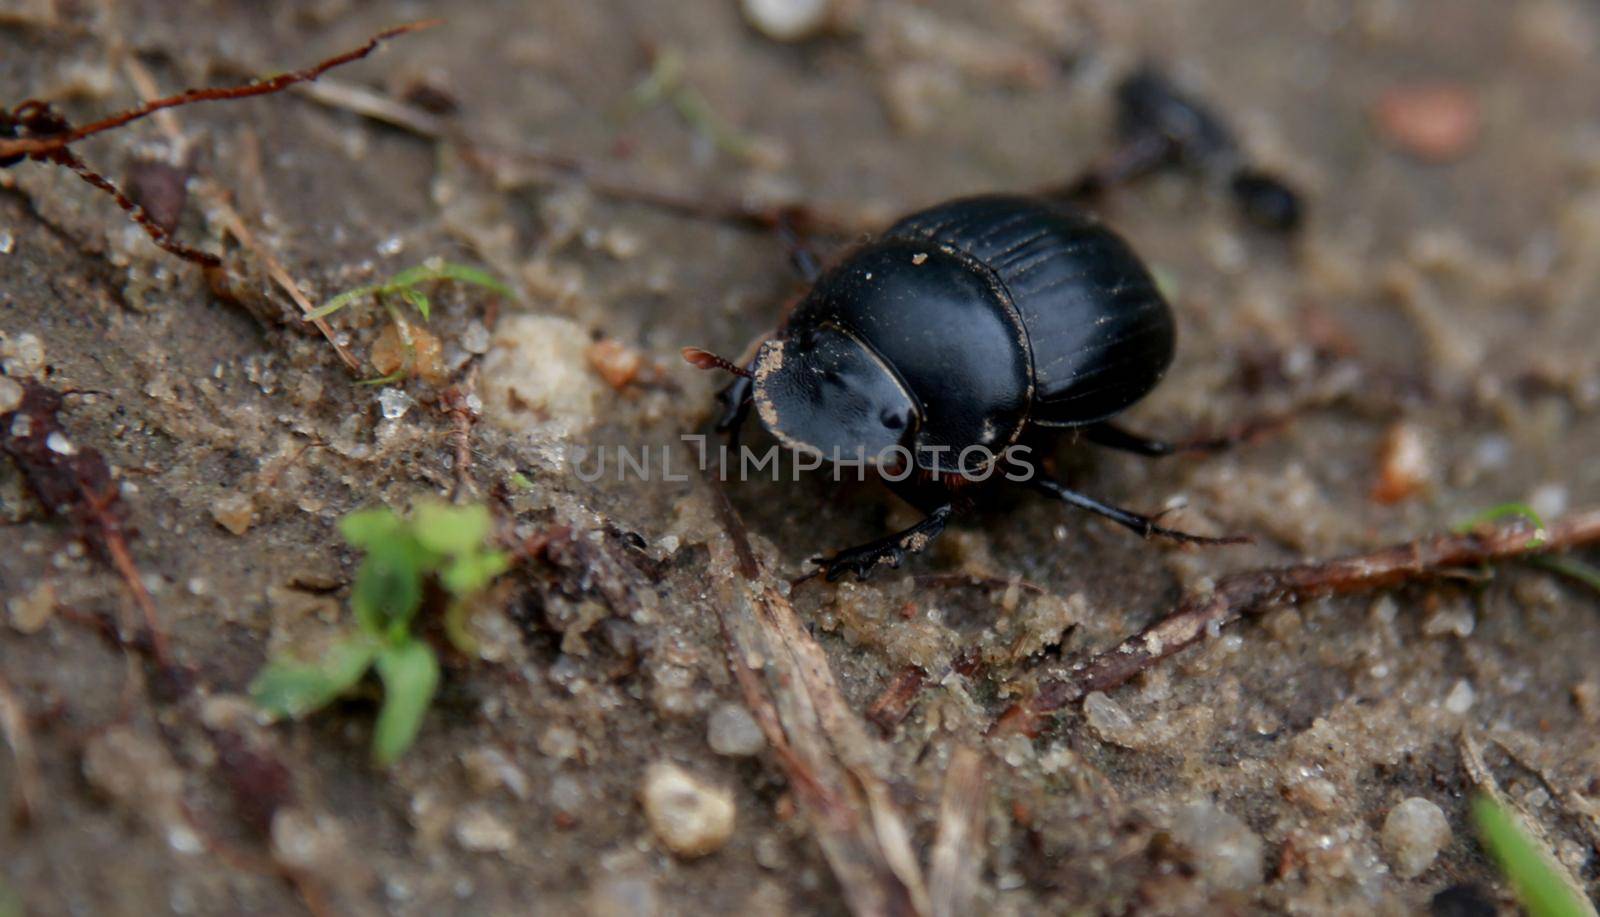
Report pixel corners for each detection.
[1084,417,1286,458]
[1030,476,1250,546]
[775,207,823,282]
[813,504,954,582]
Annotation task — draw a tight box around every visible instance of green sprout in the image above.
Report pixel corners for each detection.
[1472,795,1595,917]
[622,48,764,161]
[250,501,510,766]
[307,258,512,323]
[1454,502,1549,549]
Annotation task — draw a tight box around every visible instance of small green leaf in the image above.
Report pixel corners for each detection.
[372,639,440,766]
[412,501,493,556]
[250,634,379,719]
[1472,795,1594,917]
[1455,502,1549,548]
[340,507,403,548]
[307,284,379,320]
[432,262,513,298]
[399,287,431,320]
[509,472,534,491]
[442,550,510,597]
[350,536,431,636]
[1530,556,1600,595]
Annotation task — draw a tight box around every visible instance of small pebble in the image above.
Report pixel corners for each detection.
[1167,803,1263,890]
[1083,691,1138,747]
[706,703,765,757]
[1443,679,1475,714]
[640,761,736,858]
[0,331,46,378]
[377,387,413,421]
[586,339,646,390]
[210,494,256,536]
[741,0,833,42]
[7,580,56,634]
[454,806,516,853]
[1374,83,1481,163]
[1371,421,1431,504]
[1381,797,1450,878]
[0,375,23,414]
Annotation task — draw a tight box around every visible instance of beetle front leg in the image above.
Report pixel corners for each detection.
[813,504,954,582]
[1030,477,1250,546]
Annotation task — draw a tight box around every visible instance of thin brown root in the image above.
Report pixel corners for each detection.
[0,674,42,825]
[46,147,220,266]
[993,507,1600,736]
[0,21,440,161]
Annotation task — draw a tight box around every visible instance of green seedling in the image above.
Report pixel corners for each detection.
[1472,795,1595,917]
[1454,502,1549,549]
[250,501,509,765]
[307,258,511,322]
[622,48,764,161]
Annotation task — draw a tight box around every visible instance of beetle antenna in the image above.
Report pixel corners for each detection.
[682,347,753,379]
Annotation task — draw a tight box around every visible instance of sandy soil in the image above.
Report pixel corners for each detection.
[2,1,1598,914]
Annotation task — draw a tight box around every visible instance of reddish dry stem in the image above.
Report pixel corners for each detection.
[0,20,439,159]
[47,147,221,266]
[995,508,1600,735]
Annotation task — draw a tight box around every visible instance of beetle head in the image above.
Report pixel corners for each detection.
[750,325,917,466]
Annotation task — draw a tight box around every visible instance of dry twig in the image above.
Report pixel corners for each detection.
[709,485,931,917]
[1,383,171,667]
[995,508,1600,735]
[0,674,42,825]
[0,22,438,267]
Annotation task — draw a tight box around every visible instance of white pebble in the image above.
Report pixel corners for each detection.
[640,761,736,858]
[1443,679,1475,714]
[1167,803,1263,890]
[45,431,76,455]
[741,0,832,41]
[1381,797,1450,878]
[377,387,412,420]
[706,703,765,757]
[0,376,22,413]
[454,806,516,853]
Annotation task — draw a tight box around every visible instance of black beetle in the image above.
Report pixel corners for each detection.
[688,193,1250,581]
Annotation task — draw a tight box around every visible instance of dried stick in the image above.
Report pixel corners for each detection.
[709,484,931,917]
[1,22,438,268]
[0,674,42,825]
[0,21,439,160]
[994,508,1600,736]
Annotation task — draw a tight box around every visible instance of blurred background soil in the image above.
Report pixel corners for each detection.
[1,0,1598,914]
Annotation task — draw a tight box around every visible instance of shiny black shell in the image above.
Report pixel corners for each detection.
[774,194,1175,470]
[885,195,1175,428]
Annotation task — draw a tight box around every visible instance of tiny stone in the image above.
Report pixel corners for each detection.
[1443,679,1475,714]
[8,580,57,634]
[538,724,581,760]
[0,332,46,377]
[210,493,255,536]
[461,320,492,355]
[0,231,13,254]
[1381,797,1450,878]
[741,0,833,42]
[0,375,23,413]
[640,761,736,858]
[461,746,531,800]
[377,387,413,420]
[1167,803,1263,891]
[454,806,516,853]
[706,703,765,757]
[1083,691,1138,747]
[45,431,76,455]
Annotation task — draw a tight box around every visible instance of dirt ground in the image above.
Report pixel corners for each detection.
[2,0,1599,914]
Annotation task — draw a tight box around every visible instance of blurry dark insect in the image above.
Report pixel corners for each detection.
[0,20,437,268]
[687,194,1264,582]
[1069,65,1305,233]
